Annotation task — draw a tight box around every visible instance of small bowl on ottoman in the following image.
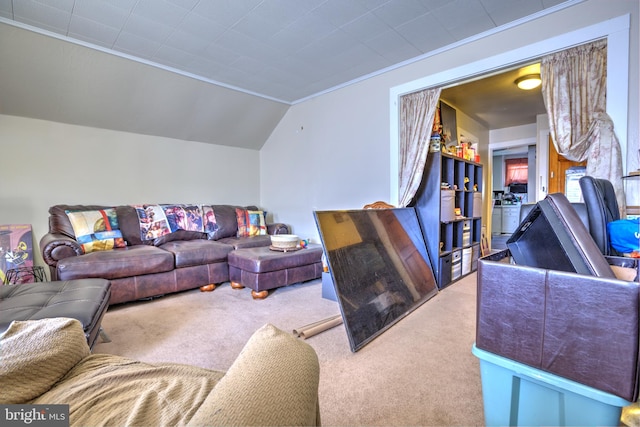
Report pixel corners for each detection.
[270,234,300,251]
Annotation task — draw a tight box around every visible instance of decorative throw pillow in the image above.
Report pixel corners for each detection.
[66,208,126,253]
[202,205,219,237]
[236,208,267,237]
[133,204,172,241]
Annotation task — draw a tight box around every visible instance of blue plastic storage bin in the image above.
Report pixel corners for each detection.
[472,344,632,426]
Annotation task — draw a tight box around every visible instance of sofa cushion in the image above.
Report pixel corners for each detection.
[66,208,127,253]
[116,205,154,246]
[207,205,258,240]
[206,205,240,240]
[49,205,152,248]
[132,204,206,244]
[218,235,271,249]
[218,235,272,250]
[152,229,206,246]
[49,204,112,239]
[159,240,234,268]
[0,318,90,404]
[57,245,175,281]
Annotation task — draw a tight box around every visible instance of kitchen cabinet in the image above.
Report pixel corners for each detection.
[492,205,521,234]
[501,205,521,234]
[491,205,502,234]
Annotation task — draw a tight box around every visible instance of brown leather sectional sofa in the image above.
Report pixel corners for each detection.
[40,204,290,305]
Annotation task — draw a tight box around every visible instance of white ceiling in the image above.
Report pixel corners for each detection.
[442,63,548,130]
[0,0,572,148]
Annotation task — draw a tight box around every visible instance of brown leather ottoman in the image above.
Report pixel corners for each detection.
[228,244,323,299]
[0,278,111,349]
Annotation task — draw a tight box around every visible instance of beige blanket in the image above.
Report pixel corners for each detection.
[1,317,320,426]
[34,354,225,426]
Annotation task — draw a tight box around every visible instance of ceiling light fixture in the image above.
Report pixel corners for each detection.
[515,74,542,90]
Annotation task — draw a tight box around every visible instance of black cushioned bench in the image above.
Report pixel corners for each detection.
[0,278,111,349]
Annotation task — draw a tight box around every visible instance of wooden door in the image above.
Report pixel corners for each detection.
[548,136,586,195]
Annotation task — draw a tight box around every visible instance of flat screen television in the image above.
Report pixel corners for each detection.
[314,207,438,352]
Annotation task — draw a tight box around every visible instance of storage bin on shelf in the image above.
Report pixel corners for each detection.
[440,189,455,222]
[472,192,482,217]
[461,247,472,275]
[451,249,461,280]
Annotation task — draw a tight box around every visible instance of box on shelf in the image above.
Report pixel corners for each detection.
[472,344,632,427]
[451,249,461,280]
[439,254,452,287]
[462,231,470,246]
[472,192,482,217]
[461,247,472,275]
[440,190,455,222]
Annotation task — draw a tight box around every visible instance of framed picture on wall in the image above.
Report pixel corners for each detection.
[0,224,35,283]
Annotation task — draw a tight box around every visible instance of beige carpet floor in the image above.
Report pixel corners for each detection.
[93,273,485,426]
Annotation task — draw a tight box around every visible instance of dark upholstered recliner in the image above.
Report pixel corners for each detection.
[579,176,621,256]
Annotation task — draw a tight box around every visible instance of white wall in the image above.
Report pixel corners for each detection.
[259,84,392,241]
[261,0,639,243]
[2,0,638,267]
[0,114,260,267]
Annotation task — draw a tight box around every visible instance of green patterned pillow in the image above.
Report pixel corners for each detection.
[66,208,126,253]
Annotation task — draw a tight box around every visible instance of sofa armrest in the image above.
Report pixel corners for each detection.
[40,233,83,266]
[267,223,290,235]
[186,324,320,426]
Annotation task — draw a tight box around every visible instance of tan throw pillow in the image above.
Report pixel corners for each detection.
[0,318,90,403]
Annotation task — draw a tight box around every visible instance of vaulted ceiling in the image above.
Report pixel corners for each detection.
[0,0,571,149]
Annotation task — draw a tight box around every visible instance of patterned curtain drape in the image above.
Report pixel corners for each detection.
[398,87,442,207]
[541,39,626,215]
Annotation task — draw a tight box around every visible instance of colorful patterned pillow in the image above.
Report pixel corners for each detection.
[236,208,267,237]
[202,205,219,237]
[66,208,126,253]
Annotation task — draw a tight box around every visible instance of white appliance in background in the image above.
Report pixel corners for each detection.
[565,167,586,202]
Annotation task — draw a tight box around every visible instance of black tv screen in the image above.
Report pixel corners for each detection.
[314,207,438,352]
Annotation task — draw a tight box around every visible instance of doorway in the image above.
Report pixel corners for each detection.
[389,15,631,253]
[389,15,630,209]
[547,135,587,195]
